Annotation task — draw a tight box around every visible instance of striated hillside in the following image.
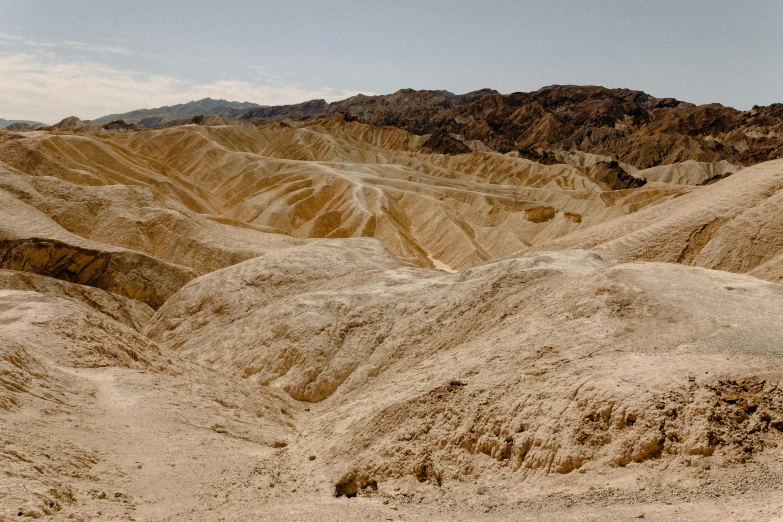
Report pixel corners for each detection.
[535,158,783,283]
[0,116,702,272]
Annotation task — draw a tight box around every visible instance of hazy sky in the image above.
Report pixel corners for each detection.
[1,0,781,123]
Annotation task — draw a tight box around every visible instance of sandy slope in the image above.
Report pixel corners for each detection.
[536,158,783,283]
[0,271,294,520]
[4,246,783,520]
[148,243,783,487]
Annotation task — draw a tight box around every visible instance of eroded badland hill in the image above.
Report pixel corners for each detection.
[2,87,783,521]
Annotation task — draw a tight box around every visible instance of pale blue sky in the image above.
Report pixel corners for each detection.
[1,0,781,122]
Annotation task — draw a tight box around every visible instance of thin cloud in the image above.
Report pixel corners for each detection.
[0,32,156,58]
[0,53,373,123]
[244,64,289,81]
[0,32,58,48]
[63,40,135,56]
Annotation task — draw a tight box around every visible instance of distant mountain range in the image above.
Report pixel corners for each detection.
[86,98,261,127]
[220,86,783,168]
[0,118,44,128]
[15,86,783,171]
[93,86,780,169]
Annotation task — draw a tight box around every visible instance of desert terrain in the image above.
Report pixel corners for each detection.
[2,87,783,521]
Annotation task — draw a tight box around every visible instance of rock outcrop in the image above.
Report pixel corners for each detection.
[227,86,783,170]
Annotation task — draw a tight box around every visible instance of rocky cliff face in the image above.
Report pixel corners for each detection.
[230,85,783,169]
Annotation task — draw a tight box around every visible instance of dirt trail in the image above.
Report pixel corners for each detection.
[52,366,283,521]
[48,366,475,521]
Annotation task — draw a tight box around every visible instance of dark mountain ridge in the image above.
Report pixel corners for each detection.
[227,85,783,168]
[87,98,261,127]
[70,86,783,169]
[0,118,45,128]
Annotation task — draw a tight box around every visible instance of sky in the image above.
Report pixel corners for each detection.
[0,0,781,123]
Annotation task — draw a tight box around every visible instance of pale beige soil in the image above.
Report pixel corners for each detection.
[5,363,783,521]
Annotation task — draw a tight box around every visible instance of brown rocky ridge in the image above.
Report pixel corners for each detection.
[227,85,783,170]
